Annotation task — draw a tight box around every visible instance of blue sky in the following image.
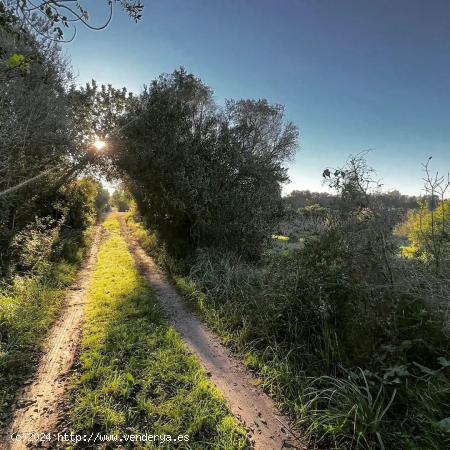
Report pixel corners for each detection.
[67,0,450,195]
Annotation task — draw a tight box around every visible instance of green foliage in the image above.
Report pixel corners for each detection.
[110,189,131,212]
[0,177,104,422]
[171,245,449,449]
[0,23,89,274]
[284,189,420,212]
[125,212,158,254]
[300,370,398,449]
[1,177,106,277]
[299,367,450,450]
[10,216,63,273]
[399,159,450,275]
[116,68,298,258]
[70,216,249,448]
[403,199,450,270]
[95,187,110,213]
[6,53,28,70]
[67,80,134,160]
[0,23,122,278]
[59,178,107,230]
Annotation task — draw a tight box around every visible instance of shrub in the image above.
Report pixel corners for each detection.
[110,189,131,212]
[58,178,107,230]
[404,199,450,273]
[10,216,62,273]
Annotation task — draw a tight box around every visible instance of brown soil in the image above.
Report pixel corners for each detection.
[121,216,305,450]
[4,221,104,450]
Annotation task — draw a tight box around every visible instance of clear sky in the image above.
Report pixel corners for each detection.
[67,0,450,195]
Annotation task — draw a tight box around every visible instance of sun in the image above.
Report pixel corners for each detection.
[93,139,106,151]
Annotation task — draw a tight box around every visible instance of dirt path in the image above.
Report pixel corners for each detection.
[4,222,104,450]
[121,217,304,450]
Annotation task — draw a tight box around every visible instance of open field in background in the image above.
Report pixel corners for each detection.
[126,211,450,450]
[69,215,249,449]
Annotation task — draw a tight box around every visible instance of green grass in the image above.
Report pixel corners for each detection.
[0,257,81,428]
[173,258,450,450]
[69,215,248,449]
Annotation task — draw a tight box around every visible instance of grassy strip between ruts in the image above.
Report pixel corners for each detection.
[69,215,249,449]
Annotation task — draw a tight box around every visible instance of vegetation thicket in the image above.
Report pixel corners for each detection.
[110,189,132,212]
[0,177,108,427]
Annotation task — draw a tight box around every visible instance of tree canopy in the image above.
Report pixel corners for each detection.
[114,68,299,257]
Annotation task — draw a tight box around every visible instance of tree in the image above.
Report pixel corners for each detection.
[403,159,450,275]
[95,187,110,213]
[110,189,131,212]
[0,23,77,265]
[66,80,134,177]
[322,154,401,285]
[0,21,117,273]
[1,0,143,41]
[115,68,298,257]
[59,178,107,229]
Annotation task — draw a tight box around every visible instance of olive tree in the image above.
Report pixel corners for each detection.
[115,68,299,258]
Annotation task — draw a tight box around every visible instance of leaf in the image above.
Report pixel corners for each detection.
[437,357,450,368]
[383,365,410,379]
[6,53,25,69]
[412,362,435,376]
[438,417,450,432]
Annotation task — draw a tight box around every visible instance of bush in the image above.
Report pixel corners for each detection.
[0,176,100,425]
[403,199,450,274]
[110,189,131,212]
[58,178,107,230]
[1,178,106,277]
[174,240,449,448]
[10,216,62,273]
[0,21,81,273]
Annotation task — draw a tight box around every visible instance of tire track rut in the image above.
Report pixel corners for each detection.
[4,221,104,449]
[121,216,304,450]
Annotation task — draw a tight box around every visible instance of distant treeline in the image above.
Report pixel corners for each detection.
[283,189,426,211]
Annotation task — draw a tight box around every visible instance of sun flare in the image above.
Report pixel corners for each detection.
[93,139,106,151]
